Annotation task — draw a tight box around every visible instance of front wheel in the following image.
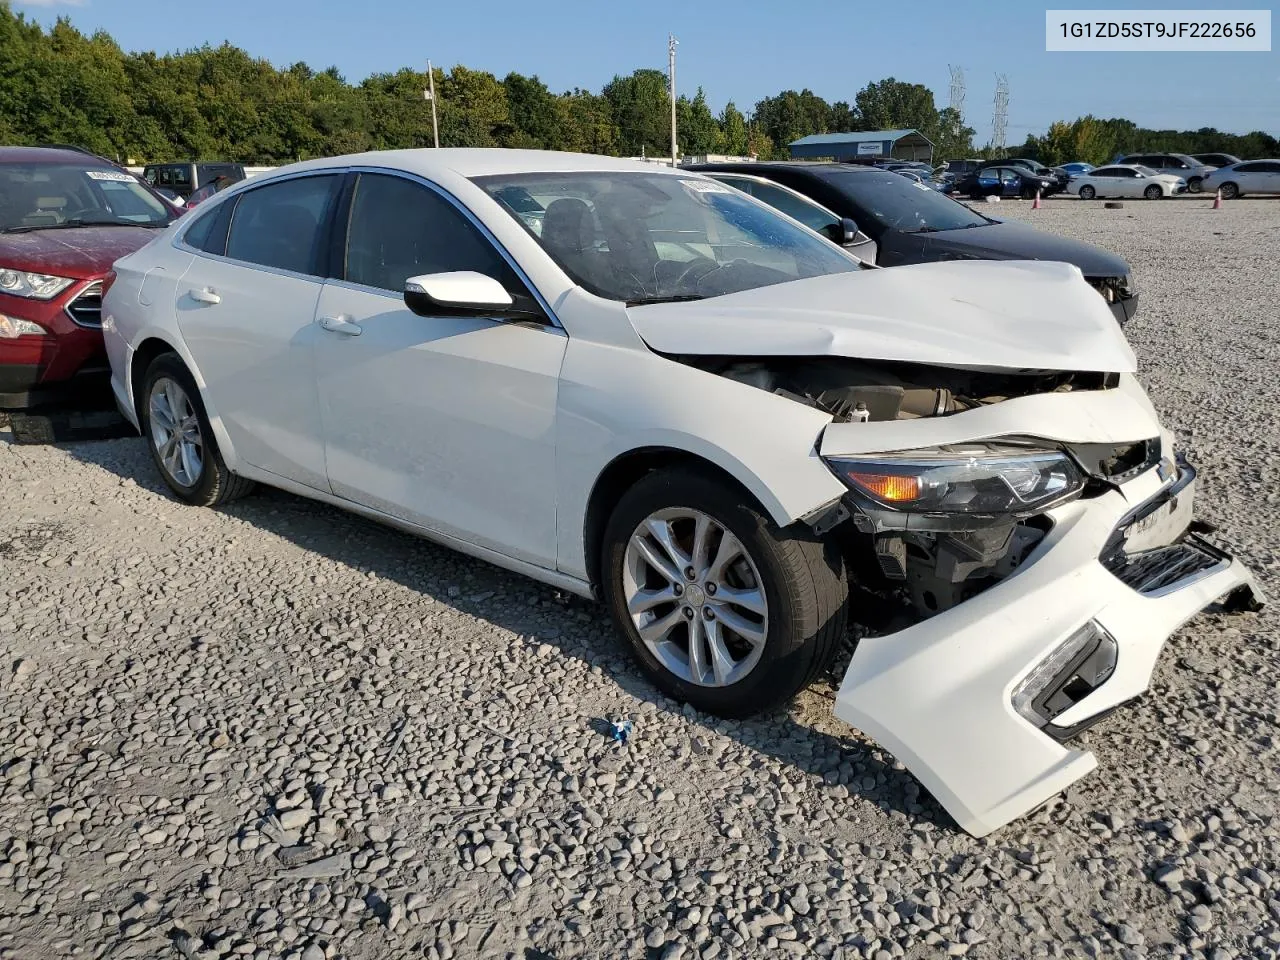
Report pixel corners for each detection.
[1144,184,1163,200]
[602,467,848,717]
[1219,182,1239,200]
[1078,185,1096,200]
[1187,177,1204,193]
[142,354,255,506]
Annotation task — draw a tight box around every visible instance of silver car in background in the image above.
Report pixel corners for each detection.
[1200,160,1280,199]
[1117,153,1217,193]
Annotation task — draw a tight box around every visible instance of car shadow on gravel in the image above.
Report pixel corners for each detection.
[62,437,950,831]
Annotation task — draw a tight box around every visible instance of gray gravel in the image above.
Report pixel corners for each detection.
[2,194,1279,959]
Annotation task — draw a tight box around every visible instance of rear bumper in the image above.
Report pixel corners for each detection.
[834,456,1263,837]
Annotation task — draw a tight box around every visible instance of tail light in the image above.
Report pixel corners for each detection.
[100,269,118,297]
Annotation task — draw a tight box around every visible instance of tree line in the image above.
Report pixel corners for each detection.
[1019,116,1277,166]
[1,7,1274,166]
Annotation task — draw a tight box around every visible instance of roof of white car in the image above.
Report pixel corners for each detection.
[258,149,686,180]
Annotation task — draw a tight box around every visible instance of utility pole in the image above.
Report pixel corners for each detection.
[425,60,440,148]
[668,34,679,167]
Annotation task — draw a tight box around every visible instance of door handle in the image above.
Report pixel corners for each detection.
[190,288,221,305]
[318,315,362,337]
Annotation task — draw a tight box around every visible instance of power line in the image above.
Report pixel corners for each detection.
[991,73,1009,157]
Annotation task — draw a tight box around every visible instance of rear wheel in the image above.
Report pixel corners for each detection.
[1078,184,1096,200]
[141,354,254,506]
[1219,182,1239,200]
[603,467,848,717]
[1144,184,1163,200]
[1187,177,1204,193]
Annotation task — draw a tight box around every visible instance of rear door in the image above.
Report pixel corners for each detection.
[174,172,343,490]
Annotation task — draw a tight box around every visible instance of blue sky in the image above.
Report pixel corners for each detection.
[14,0,1278,144]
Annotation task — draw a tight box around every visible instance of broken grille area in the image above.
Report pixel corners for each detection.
[1103,538,1225,594]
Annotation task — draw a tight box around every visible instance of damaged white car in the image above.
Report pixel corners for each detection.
[102,150,1264,837]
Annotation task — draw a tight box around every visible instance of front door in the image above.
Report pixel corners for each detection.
[312,171,566,567]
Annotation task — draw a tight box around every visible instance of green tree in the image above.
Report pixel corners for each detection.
[751,89,831,151]
[718,102,748,155]
[601,69,669,156]
[676,87,719,155]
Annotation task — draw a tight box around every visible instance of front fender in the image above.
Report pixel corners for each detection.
[554,338,847,581]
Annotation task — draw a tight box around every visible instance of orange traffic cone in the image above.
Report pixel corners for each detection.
[1212,187,1223,209]
[1031,189,1042,209]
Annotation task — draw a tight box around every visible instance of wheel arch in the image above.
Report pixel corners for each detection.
[128,334,243,472]
[582,446,776,599]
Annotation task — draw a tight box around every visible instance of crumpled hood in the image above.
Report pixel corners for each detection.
[0,226,160,280]
[628,259,1137,373]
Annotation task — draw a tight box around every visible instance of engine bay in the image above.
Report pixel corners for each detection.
[684,355,1120,423]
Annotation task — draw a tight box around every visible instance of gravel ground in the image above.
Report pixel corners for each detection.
[2,194,1279,960]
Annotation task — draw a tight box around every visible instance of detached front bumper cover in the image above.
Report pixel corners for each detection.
[834,457,1264,837]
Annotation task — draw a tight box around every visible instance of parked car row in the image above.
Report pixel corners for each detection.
[88,147,1262,839]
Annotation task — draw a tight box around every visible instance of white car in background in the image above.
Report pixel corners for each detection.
[1200,160,1280,199]
[101,149,1262,837]
[1069,164,1187,200]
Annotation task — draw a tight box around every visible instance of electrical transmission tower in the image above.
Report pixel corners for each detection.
[991,74,1009,158]
[948,65,965,119]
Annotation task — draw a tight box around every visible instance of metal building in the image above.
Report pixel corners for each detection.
[788,129,935,162]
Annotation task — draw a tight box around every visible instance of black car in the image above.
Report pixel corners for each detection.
[952,165,1058,200]
[685,161,1138,325]
[1192,153,1242,169]
[140,161,245,199]
[976,158,1070,193]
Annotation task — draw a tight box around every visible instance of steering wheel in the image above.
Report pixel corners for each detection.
[671,255,721,292]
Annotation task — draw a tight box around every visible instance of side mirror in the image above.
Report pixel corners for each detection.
[403,271,541,322]
[822,217,861,246]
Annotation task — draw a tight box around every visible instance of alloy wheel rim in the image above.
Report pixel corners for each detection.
[622,508,769,687]
[149,377,204,487]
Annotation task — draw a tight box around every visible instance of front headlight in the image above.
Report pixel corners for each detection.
[825,443,1085,516]
[0,268,76,300]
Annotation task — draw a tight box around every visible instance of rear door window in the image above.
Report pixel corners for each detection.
[226,175,340,275]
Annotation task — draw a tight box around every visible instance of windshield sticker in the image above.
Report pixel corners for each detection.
[681,178,732,194]
[85,170,138,183]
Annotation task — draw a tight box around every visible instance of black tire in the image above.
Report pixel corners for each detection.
[1078,185,1096,200]
[1144,184,1163,200]
[1187,177,1203,194]
[1220,182,1239,200]
[140,353,255,506]
[602,466,848,717]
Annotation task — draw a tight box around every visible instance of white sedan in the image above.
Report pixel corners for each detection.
[1069,164,1186,200]
[1200,159,1280,199]
[102,149,1262,837]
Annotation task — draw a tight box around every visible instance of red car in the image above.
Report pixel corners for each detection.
[1,147,177,408]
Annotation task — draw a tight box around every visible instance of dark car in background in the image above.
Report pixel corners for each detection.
[0,146,176,407]
[952,165,1058,200]
[141,162,245,199]
[685,161,1139,325]
[976,158,1070,193]
[1192,153,1241,171]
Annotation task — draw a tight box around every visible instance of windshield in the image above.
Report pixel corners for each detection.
[474,172,858,304]
[822,169,991,233]
[1,163,171,232]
